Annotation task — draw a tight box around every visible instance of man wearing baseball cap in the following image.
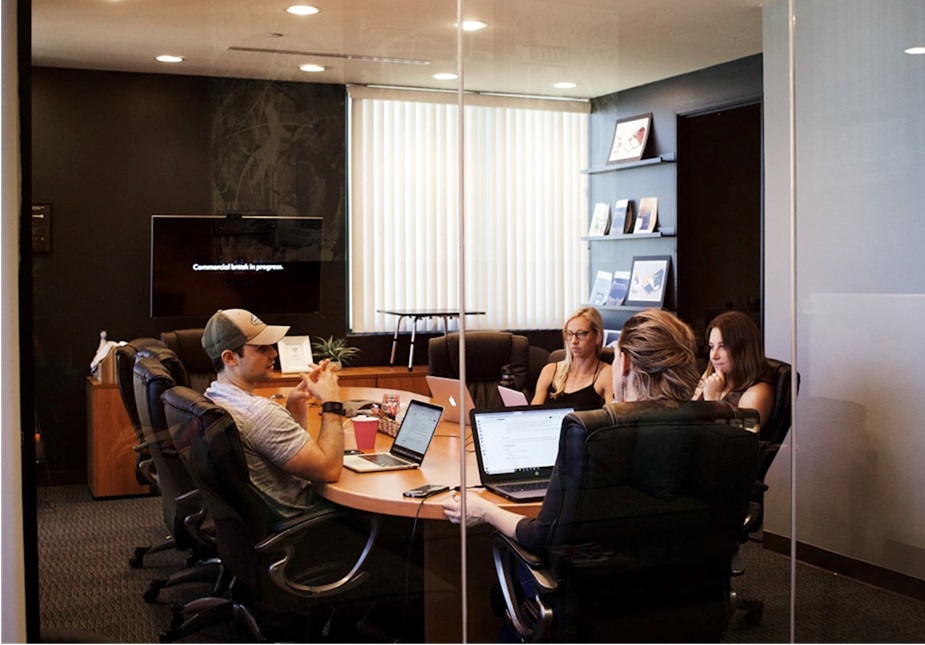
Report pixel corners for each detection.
[202,308,346,518]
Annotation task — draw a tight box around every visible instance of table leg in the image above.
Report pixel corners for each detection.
[408,316,420,371]
[389,315,405,366]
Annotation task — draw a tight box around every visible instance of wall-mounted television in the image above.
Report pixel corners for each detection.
[151,214,323,318]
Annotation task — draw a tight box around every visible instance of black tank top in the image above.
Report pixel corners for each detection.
[548,361,606,411]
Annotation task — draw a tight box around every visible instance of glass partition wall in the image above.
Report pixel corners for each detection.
[28,0,925,642]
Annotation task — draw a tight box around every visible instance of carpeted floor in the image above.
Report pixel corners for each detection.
[36,485,925,643]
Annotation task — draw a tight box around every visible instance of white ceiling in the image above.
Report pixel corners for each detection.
[31,0,765,100]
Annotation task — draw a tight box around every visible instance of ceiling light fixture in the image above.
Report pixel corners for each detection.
[155,55,184,63]
[459,20,488,32]
[905,46,925,55]
[228,46,430,66]
[286,5,320,16]
[553,82,577,89]
[432,72,458,80]
[299,63,325,73]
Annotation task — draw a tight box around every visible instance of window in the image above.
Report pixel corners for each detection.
[348,87,589,333]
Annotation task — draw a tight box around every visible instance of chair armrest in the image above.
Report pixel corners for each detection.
[490,532,557,642]
[177,489,216,547]
[257,509,379,597]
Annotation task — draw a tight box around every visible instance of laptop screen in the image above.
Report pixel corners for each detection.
[471,405,574,477]
[390,399,444,462]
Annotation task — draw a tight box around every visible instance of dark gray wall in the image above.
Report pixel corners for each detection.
[587,54,763,333]
[31,67,349,480]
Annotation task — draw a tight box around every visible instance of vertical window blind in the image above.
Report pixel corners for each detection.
[348,87,589,333]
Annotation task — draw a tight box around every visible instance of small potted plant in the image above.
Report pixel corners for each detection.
[312,336,361,367]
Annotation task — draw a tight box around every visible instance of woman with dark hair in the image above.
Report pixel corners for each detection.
[693,310,774,432]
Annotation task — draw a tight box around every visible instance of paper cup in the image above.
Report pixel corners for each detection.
[352,416,379,452]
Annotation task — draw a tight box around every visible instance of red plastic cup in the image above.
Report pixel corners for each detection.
[352,416,379,452]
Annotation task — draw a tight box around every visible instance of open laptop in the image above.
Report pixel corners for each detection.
[343,399,444,473]
[498,385,529,407]
[425,375,476,425]
[470,404,574,502]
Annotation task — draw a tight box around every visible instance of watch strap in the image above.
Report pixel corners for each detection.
[320,401,346,416]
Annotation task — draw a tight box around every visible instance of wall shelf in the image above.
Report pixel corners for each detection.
[581,230,675,242]
[582,152,676,175]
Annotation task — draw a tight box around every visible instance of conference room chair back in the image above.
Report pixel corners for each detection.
[428,330,530,408]
[114,337,168,487]
[160,328,215,393]
[491,400,759,643]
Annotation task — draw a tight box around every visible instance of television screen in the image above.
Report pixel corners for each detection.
[151,214,323,317]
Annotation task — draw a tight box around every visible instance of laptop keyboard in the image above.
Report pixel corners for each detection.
[360,453,409,468]
[498,481,548,493]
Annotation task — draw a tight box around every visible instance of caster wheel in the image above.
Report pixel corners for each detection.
[745,600,764,626]
[129,548,146,568]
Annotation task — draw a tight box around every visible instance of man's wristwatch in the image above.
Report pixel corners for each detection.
[320,401,346,416]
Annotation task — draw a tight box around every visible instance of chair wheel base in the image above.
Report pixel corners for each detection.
[744,599,764,625]
[129,547,146,568]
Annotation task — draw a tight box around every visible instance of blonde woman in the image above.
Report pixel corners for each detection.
[531,307,613,411]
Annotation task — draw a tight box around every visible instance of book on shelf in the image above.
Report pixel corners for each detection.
[587,202,611,236]
[610,199,635,236]
[588,269,613,306]
[633,197,658,234]
[604,270,631,306]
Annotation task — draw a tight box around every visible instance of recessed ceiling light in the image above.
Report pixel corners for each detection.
[299,63,325,73]
[433,73,458,81]
[459,20,487,32]
[553,82,577,89]
[905,46,925,55]
[286,5,320,16]
[155,55,184,63]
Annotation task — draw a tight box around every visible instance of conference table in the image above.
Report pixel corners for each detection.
[264,384,540,642]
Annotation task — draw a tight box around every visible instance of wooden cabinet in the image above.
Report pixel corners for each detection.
[86,378,151,498]
[87,365,430,498]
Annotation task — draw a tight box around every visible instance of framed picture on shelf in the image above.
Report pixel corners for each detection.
[602,329,622,350]
[607,113,652,164]
[278,335,313,374]
[624,255,671,308]
[633,197,658,234]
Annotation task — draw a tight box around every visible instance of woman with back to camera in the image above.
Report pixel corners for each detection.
[692,310,774,433]
[531,306,613,411]
[445,308,701,548]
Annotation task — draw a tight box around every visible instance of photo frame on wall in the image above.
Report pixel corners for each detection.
[624,255,671,308]
[607,113,652,164]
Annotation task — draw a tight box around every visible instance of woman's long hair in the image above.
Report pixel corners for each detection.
[617,309,700,401]
[704,310,771,391]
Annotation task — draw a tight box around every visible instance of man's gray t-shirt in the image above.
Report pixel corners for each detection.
[205,381,316,518]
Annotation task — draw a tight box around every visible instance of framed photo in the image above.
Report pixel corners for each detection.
[602,329,622,350]
[607,113,652,164]
[624,255,671,307]
[278,335,313,373]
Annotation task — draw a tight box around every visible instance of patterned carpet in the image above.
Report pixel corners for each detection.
[37,485,925,643]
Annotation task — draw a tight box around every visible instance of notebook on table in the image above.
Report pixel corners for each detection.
[425,375,476,426]
[343,399,444,473]
[498,385,529,407]
[470,404,575,502]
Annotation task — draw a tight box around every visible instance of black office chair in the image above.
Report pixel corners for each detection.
[114,337,168,489]
[160,328,215,393]
[546,346,615,365]
[730,358,800,625]
[490,401,759,643]
[160,386,379,642]
[428,331,530,408]
[132,352,220,600]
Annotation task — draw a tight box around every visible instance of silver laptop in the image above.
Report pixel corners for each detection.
[425,375,476,425]
[343,399,444,473]
[470,404,574,502]
[498,385,528,407]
